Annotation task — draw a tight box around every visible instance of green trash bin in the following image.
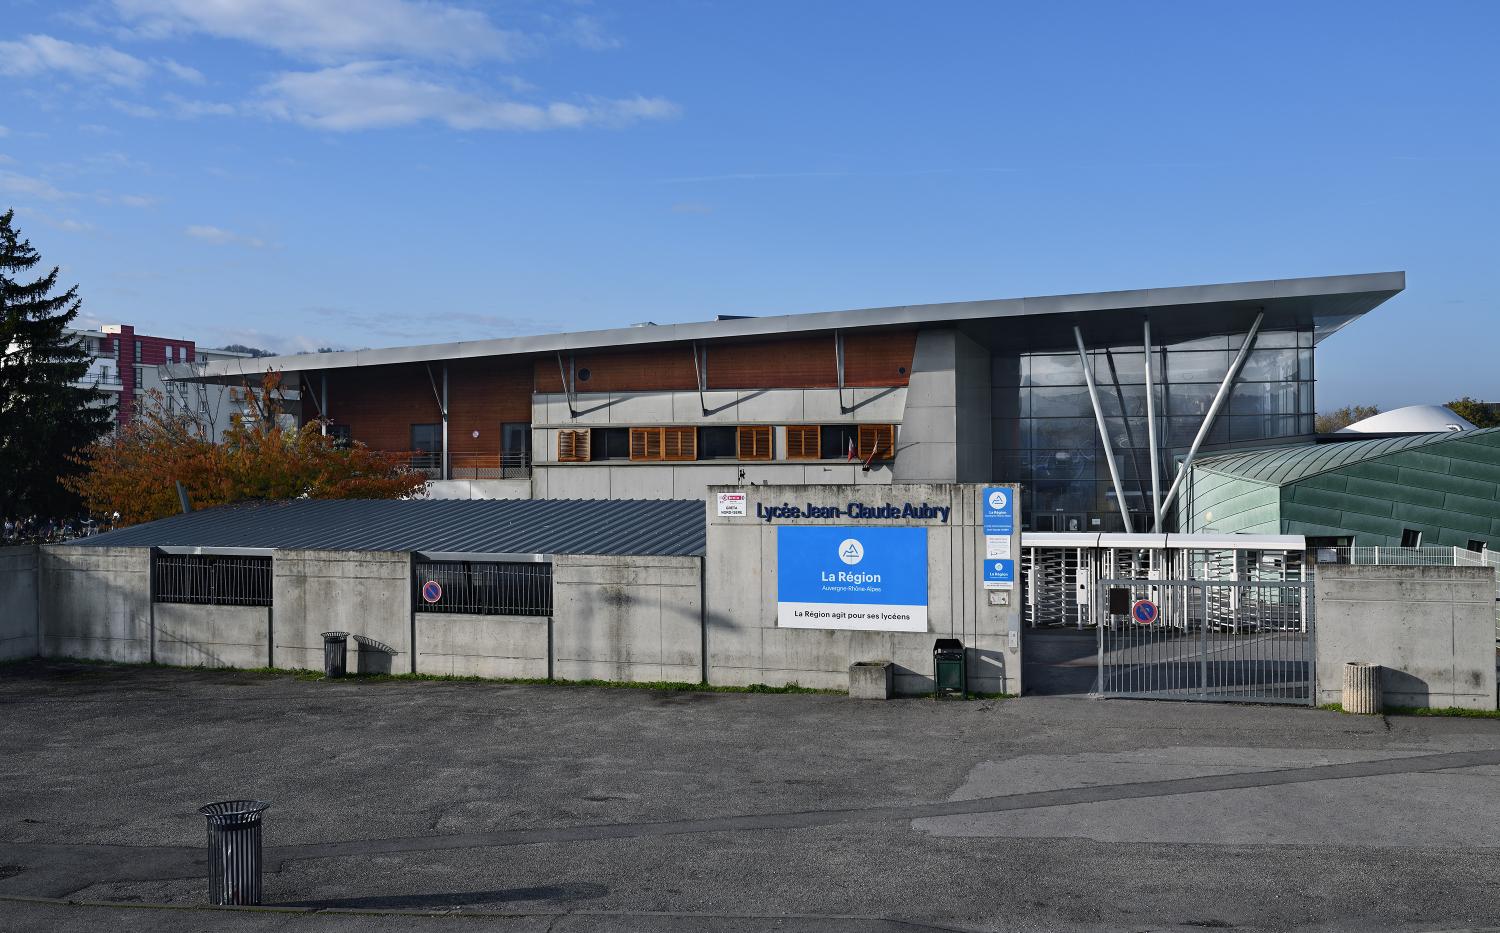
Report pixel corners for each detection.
[933,638,967,699]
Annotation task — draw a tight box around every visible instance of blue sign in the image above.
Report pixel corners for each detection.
[777,526,927,632]
[982,486,1014,536]
[1132,599,1159,626]
[421,579,443,604]
[983,559,1015,589]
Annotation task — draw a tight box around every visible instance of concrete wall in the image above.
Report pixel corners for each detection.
[273,550,412,672]
[424,479,533,500]
[552,555,703,683]
[1315,565,1497,709]
[893,330,992,484]
[705,483,1021,694]
[535,461,894,501]
[39,545,151,662]
[153,603,270,669]
[415,612,549,678]
[0,546,39,660]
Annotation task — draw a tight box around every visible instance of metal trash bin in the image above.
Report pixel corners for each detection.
[933,638,967,699]
[199,800,269,906]
[321,631,348,678]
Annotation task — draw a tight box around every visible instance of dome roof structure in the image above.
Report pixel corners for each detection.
[1337,404,1476,434]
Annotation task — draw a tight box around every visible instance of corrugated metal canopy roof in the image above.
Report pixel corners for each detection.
[69,498,706,557]
[1191,427,1500,486]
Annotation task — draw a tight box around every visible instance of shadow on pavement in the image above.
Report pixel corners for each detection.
[276,881,608,910]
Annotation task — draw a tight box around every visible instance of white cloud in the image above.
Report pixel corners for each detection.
[155,58,205,83]
[257,62,679,132]
[0,126,9,137]
[185,224,266,248]
[109,99,160,118]
[0,170,75,201]
[165,95,236,118]
[563,15,622,51]
[118,194,156,208]
[0,34,153,87]
[110,0,525,63]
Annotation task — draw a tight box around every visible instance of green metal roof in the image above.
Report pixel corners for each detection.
[1192,427,1500,486]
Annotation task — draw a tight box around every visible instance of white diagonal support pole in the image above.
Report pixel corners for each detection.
[1074,326,1133,533]
[1144,319,1162,531]
[1157,311,1265,527]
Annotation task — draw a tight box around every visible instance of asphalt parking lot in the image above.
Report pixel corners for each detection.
[1,659,1499,933]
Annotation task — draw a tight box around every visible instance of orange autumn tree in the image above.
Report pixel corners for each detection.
[64,371,425,526]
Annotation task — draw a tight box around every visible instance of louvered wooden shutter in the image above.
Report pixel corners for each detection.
[630,427,664,461]
[663,426,697,461]
[857,424,895,461]
[737,425,772,461]
[786,425,820,460]
[558,429,591,462]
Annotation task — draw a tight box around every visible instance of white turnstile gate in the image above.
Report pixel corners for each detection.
[1022,534,1314,705]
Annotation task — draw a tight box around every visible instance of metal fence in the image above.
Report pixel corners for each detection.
[412,560,552,616]
[1094,578,1313,704]
[152,554,273,607]
[450,451,532,480]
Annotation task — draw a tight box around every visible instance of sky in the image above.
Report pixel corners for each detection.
[0,0,1495,410]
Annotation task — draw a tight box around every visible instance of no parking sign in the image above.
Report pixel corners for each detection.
[1131,598,1159,626]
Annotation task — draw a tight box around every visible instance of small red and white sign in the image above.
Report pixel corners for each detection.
[716,492,747,517]
[421,580,443,604]
[1131,599,1159,626]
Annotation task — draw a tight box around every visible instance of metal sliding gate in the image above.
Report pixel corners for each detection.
[1094,578,1313,704]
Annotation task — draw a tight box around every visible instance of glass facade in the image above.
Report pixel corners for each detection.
[993,329,1315,532]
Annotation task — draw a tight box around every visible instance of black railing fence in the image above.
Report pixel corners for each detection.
[413,560,552,616]
[153,554,273,607]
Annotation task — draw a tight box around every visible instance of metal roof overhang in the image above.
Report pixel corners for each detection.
[186,271,1404,385]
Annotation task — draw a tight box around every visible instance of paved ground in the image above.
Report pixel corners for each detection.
[1,660,1499,933]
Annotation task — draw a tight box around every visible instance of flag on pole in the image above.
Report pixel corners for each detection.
[846,436,856,461]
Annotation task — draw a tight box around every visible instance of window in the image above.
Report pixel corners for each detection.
[557,429,591,462]
[819,424,859,460]
[662,426,696,461]
[857,424,895,461]
[1400,528,1422,548]
[411,423,440,470]
[699,426,738,459]
[152,555,272,607]
[1468,539,1487,553]
[737,425,772,460]
[134,339,142,361]
[413,560,552,616]
[590,427,630,460]
[630,427,664,461]
[786,425,820,460]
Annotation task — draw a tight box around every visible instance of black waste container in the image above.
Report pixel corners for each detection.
[199,800,269,906]
[933,638,967,699]
[321,631,348,678]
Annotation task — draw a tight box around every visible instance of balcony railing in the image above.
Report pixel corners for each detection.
[388,451,532,481]
[450,451,532,480]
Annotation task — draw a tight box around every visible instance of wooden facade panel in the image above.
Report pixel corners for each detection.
[324,364,439,452]
[533,330,916,393]
[324,360,531,455]
[534,346,698,394]
[447,359,533,458]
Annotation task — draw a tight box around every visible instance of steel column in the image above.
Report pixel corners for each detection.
[441,364,449,481]
[1144,319,1163,531]
[1074,326,1133,533]
[1157,311,1265,526]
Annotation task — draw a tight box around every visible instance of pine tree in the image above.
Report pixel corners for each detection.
[0,209,114,517]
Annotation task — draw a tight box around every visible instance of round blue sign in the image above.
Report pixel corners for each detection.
[421,580,443,604]
[1131,599,1159,625]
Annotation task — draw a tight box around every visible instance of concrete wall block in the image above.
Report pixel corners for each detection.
[1314,565,1497,709]
[39,545,150,662]
[153,604,270,669]
[273,549,411,673]
[536,466,612,500]
[553,555,703,682]
[415,613,548,679]
[674,391,739,422]
[607,466,676,500]
[734,389,805,423]
[607,392,675,424]
[424,480,532,500]
[0,545,39,660]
